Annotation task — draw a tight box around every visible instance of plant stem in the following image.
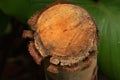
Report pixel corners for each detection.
[44,56,97,80]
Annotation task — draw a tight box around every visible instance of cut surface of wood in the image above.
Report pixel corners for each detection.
[35,4,98,66]
[25,3,98,80]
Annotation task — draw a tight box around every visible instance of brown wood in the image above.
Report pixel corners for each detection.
[26,3,99,80]
[36,4,98,66]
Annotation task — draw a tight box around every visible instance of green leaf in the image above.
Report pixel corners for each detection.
[0,0,54,23]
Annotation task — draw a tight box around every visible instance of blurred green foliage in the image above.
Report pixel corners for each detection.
[0,0,120,80]
[0,0,54,22]
[0,10,10,35]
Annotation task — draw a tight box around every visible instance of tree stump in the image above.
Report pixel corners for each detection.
[26,3,99,80]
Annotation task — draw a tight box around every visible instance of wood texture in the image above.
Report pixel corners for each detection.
[36,4,98,66]
[28,3,98,80]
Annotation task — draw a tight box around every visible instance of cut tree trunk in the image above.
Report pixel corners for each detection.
[27,3,99,80]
